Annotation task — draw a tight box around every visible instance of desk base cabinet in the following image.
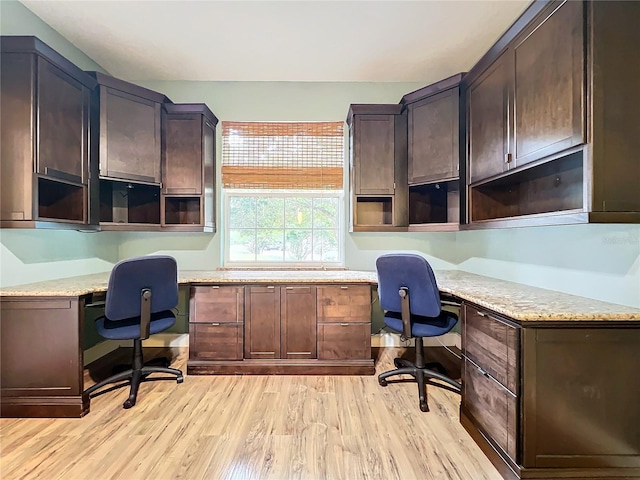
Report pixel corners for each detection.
[187,283,374,375]
[0,296,89,418]
[461,303,640,480]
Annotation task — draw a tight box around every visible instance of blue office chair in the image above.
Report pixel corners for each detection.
[376,253,461,412]
[85,255,184,409]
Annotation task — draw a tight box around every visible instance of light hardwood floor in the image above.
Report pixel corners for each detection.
[0,347,501,480]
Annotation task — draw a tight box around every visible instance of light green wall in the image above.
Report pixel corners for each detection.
[0,0,116,288]
[456,225,640,308]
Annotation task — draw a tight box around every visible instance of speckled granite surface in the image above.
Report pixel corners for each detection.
[1,269,639,322]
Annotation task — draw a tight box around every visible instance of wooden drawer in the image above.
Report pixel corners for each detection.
[463,304,518,393]
[189,323,243,360]
[463,358,518,463]
[316,285,371,323]
[317,323,371,360]
[190,286,244,323]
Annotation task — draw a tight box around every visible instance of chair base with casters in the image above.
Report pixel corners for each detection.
[85,338,184,409]
[378,336,461,412]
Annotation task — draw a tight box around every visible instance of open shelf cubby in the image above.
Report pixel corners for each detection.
[37,177,85,222]
[100,179,160,225]
[164,197,201,225]
[354,197,393,226]
[409,181,459,225]
[470,151,584,222]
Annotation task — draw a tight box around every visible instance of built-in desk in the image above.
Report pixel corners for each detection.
[2,270,639,480]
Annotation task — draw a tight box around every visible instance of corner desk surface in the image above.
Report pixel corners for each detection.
[1,269,638,322]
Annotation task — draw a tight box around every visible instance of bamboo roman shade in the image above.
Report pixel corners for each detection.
[221,121,344,189]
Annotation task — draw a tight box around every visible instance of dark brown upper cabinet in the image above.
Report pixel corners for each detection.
[88,72,169,231]
[402,74,463,185]
[346,104,408,232]
[161,103,218,232]
[0,36,97,229]
[464,0,640,228]
[468,0,584,186]
[400,74,465,231]
[89,71,167,185]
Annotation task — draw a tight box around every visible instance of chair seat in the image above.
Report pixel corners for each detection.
[96,310,176,340]
[384,310,457,338]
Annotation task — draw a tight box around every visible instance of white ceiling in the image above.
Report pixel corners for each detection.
[21,0,531,83]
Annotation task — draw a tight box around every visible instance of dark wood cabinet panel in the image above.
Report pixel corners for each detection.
[190,286,243,323]
[407,88,459,185]
[463,358,517,463]
[513,0,584,165]
[244,286,281,359]
[521,327,640,470]
[316,285,370,323]
[37,58,88,183]
[353,115,396,195]
[163,113,202,194]
[317,323,370,361]
[100,88,161,183]
[468,52,511,184]
[190,323,243,361]
[281,286,317,359]
[203,118,216,230]
[463,305,518,393]
[0,297,88,417]
[1,53,35,222]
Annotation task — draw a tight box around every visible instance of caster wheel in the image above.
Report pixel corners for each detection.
[123,398,136,409]
[419,401,429,412]
[379,378,388,387]
[177,376,184,384]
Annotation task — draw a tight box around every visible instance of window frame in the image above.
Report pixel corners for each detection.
[222,188,345,268]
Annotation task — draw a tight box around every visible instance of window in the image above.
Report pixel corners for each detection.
[222,121,344,266]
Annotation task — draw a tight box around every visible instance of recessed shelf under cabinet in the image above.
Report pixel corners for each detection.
[409,180,460,231]
[37,177,85,223]
[99,179,160,230]
[163,196,201,225]
[469,151,583,225]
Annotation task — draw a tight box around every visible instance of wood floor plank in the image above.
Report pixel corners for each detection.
[0,346,501,480]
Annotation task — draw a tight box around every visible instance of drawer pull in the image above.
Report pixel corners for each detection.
[267,286,275,289]
[211,286,220,289]
[340,323,349,326]
[476,311,487,317]
[340,286,349,289]
[210,322,220,326]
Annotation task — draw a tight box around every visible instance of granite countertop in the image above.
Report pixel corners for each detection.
[1,269,639,322]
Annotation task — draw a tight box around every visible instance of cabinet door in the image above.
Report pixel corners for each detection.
[468,52,511,184]
[353,115,396,195]
[100,88,161,183]
[281,286,316,359]
[408,88,459,185]
[190,286,243,323]
[244,286,281,359]
[1,53,35,221]
[203,118,216,230]
[513,0,584,166]
[37,58,88,184]
[162,113,202,194]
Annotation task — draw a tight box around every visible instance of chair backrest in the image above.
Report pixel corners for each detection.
[105,255,178,321]
[376,253,441,318]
